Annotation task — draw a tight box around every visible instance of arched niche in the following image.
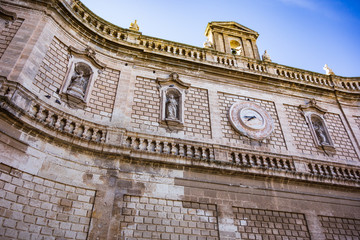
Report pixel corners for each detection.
[60,46,105,108]
[309,114,333,147]
[299,99,335,151]
[230,40,242,55]
[157,72,190,127]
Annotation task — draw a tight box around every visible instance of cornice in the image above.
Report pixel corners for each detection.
[0,77,359,189]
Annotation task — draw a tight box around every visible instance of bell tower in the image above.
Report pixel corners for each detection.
[205,21,260,60]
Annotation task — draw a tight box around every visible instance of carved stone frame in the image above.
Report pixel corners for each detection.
[60,46,105,108]
[157,73,190,128]
[299,99,335,151]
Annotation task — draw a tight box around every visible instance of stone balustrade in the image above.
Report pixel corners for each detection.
[307,162,360,181]
[229,150,295,172]
[122,134,214,161]
[274,66,333,88]
[244,59,268,73]
[334,77,360,91]
[28,103,106,143]
[0,79,107,144]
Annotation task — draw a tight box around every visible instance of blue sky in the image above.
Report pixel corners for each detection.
[82,0,360,77]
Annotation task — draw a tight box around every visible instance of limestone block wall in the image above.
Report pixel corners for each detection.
[120,195,218,239]
[87,68,120,118]
[233,207,311,239]
[0,19,23,60]
[33,37,120,120]
[284,104,358,162]
[183,87,211,139]
[319,216,360,239]
[33,37,68,96]
[131,76,211,139]
[218,92,287,150]
[354,116,360,132]
[0,163,95,240]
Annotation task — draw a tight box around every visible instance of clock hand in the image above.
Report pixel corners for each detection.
[244,116,256,121]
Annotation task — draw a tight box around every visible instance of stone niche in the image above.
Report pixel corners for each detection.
[157,72,190,128]
[60,46,105,108]
[299,99,335,152]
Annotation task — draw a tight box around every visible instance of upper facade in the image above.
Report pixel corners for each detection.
[1,0,359,171]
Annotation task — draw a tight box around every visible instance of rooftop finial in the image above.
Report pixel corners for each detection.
[323,64,335,75]
[129,20,139,31]
[262,50,271,62]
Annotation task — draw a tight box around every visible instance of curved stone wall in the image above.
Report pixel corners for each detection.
[0,0,359,239]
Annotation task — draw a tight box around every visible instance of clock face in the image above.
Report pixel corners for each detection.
[229,101,274,140]
[240,108,265,130]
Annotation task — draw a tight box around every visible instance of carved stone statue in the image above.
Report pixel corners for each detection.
[170,72,179,81]
[262,50,271,62]
[129,20,139,31]
[166,94,178,120]
[67,63,92,100]
[203,38,213,48]
[312,120,329,145]
[323,64,335,75]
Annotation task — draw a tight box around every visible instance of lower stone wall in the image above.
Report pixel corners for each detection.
[319,216,360,239]
[120,195,219,240]
[233,206,310,240]
[0,163,95,240]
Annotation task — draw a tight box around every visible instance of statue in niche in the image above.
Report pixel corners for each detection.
[166,93,179,120]
[67,63,92,100]
[312,119,329,145]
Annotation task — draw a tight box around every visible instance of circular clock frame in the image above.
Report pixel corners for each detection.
[229,101,274,140]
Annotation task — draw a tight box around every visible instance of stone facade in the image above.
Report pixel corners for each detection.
[0,0,359,239]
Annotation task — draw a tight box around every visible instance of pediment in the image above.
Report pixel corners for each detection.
[205,21,259,38]
[68,46,106,70]
[299,99,327,115]
[156,72,190,89]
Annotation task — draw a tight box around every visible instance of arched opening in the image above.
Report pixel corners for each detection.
[230,40,242,55]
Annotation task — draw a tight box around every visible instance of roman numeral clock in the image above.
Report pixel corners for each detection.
[229,101,274,140]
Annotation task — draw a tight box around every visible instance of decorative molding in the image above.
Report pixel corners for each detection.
[68,46,106,70]
[0,6,17,22]
[299,99,335,152]
[156,72,190,89]
[299,98,327,114]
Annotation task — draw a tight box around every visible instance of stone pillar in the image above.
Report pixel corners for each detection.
[217,204,239,239]
[110,63,136,128]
